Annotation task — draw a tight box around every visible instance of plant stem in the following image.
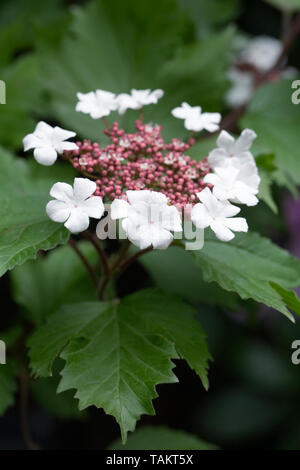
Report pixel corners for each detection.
[19,364,40,450]
[117,246,153,274]
[97,241,131,300]
[281,10,293,40]
[68,238,99,288]
[102,116,111,129]
[83,231,110,276]
[97,242,153,300]
[220,103,247,133]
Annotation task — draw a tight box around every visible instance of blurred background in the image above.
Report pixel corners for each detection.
[0,0,300,450]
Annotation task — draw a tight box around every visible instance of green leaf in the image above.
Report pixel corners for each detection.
[26,159,76,187]
[28,289,211,440]
[156,27,234,140]
[257,168,278,213]
[179,0,239,37]
[138,246,240,310]
[187,135,218,160]
[109,425,218,450]
[0,147,69,278]
[242,80,300,185]
[39,0,188,140]
[193,231,300,321]
[11,242,98,325]
[40,0,233,141]
[265,0,300,11]
[0,362,17,416]
[0,0,69,66]
[270,282,300,316]
[0,55,45,149]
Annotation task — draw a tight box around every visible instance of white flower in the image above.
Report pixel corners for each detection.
[76,90,118,119]
[116,93,139,115]
[23,121,78,166]
[191,188,248,242]
[116,88,164,115]
[46,178,104,233]
[171,102,221,132]
[204,165,260,206]
[225,68,254,108]
[111,190,182,250]
[208,129,257,170]
[240,36,282,72]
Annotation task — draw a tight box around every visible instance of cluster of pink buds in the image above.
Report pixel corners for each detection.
[65,121,212,208]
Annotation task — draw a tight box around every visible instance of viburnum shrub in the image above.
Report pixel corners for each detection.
[24,89,259,244]
[16,86,300,443]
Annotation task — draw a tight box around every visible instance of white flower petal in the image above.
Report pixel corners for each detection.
[76,90,117,119]
[223,217,248,232]
[201,112,221,132]
[185,115,203,131]
[23,134,42,151]
[73,178,96,201]
[241,36,282,72]
[64,209,90,233]
[81,197,104,219]
[234,188,259,206]
[111,199,130,219]
[212,186,231,201]
[56,141,78,153]
[161,205,182,232]
[171,102,192,119]
[203,173,219,185]
[217,130,235,153]
[134,224,173,250]
[34,121,53,137]
[116,93,139,114]
[50,182,74,201]
[128,202,149,226]
[126,221,152,250]
[33,147,58,166]
[52,126,76,142]
[126,190,152,205]
[148,191,169,205]
[46,200,70,223]
[225,69,254,108]
[197,188,218,213]
[208,148,228,168]
[235,128,257,153]
[220,203,241,218]
[96,90,118,108]
[150,225,173,250]
[210,221,235,242]
[191,203,211,229]
[152,89,164,100]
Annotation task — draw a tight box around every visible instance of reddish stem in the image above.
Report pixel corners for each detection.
[83,231,110,276]
[68,238,99,288]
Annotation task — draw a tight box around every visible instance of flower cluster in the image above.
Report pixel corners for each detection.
[66,120,211,208]
[23,88,260,249]
[76,88,164,118]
